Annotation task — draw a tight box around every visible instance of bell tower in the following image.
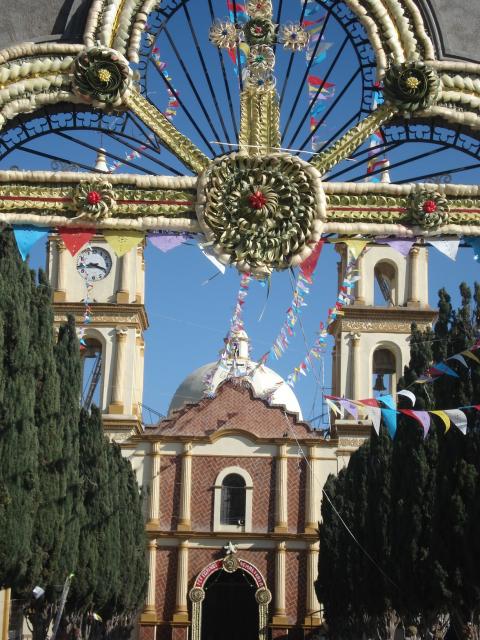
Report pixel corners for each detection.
[330,243,437,402]
[47,153,148,439]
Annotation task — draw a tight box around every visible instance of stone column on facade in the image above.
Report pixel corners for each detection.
[305,445,318,534]
[108,327,128,414]
[274,443,288,533]
[272,541,288,626]
[136,244,145,303]
[1,588,10,640]
[173,541,189,622]
[349,332,361,401]
[142,539,157,622]
[116,250,131,303]
[53,240,67,302]
[408,246,420,306]
[148,442,161,527]
[305,541,321,625]
[177,443,192,532]
[355,252,366,304]
[133,330,145,417]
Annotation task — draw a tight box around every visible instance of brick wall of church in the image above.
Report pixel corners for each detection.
[159,455,181,531]
[287,457,307,533]
[190,455,276,532]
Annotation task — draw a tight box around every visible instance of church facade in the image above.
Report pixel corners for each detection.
[123,340,370,640]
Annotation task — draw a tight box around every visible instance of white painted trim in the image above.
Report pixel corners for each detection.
[213,466,253,533]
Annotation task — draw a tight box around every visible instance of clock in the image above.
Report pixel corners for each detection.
[76,246,112,281]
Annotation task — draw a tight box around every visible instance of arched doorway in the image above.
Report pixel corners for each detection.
[190,555,271,640]
[201,568,258,640]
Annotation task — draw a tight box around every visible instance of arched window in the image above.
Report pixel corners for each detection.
[214,466,253,532]
[374,261,397,306]
[221,474,246,525]
[81,337,103,409]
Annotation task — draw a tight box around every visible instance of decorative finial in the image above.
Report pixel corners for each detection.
[224,541,238,555]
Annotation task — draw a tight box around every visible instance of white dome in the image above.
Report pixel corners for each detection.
[168,359,303,419]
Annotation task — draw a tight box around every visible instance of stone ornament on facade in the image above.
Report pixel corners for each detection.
[222,554,240,573]
[72,46,133,108]
[73,181,116,220]
[189,587,205,603]
[382,60,440,113]
[196,153,326,276]
[409,189,449,228]
[255,587,272,605]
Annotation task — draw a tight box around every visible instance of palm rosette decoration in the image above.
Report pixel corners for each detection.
[409,189,449,228]
[246,0,273,18]
[72,46,133,108]
[209,21,238,49]
[248,45,275,78]
[244,19,276,46]
[73,181,116,220]
[196,154,326,276]
[279,24,309,52]
[382,61,440,113]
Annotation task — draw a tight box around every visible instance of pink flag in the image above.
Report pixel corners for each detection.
[148,233,186,253]
[401,409,431,438]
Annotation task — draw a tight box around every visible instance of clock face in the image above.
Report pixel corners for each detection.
[76,246,112,281]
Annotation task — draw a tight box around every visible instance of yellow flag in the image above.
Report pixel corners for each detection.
[430,410,451,432]
[103,230,145,257]
[325,398,342,416]
[345,239,368,260]
[462,350,480,364]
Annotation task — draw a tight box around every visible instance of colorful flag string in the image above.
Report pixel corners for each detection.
[302,0,335,151]
[366,83,389,181]
[286,244,362,387]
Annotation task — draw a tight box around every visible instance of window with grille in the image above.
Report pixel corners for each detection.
[220,474,246,525]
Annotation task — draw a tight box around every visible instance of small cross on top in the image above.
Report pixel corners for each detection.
[209,1,309,92]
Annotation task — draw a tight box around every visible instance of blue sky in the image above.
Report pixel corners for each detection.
[7,0,480,424]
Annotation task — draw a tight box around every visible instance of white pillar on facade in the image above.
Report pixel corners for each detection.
[148,442,161,525]
[136,244,145,303]
[116,250,131,303]
[356,252,366,304]
[144,539,157,615]
[54,240,67,302]
[408,246,420,305]
[273,541,287,624]
[177,442,192,531]
[350,332,361,400]
[109,327,128,414]
[305,445,318,533]
[275,443,288,533]
[305,541,321,625]
[173,541,189,622]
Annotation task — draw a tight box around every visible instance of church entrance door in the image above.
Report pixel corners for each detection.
[201,569,259,640]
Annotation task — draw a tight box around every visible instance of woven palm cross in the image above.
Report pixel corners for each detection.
[0,0,479,276]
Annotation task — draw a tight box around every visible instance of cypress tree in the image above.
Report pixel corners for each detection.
[0,228,38,589]
[25,270,62,640]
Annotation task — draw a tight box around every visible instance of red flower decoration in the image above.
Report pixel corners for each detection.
[87,190,102,205]
[248,191,268,209]
[422,199,437,214]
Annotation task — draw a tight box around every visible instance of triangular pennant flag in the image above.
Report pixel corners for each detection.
[300,239,324,278]
[444,409,468,435]
[13,225,49,260]
[359,398,380,407]
[103,230,145,257]
[58,227,95,256]
[430,410,451,432]
[433,361,459,378]
[397,389,416,406]
[344,239,368,260]
[401,409,431,438]
[375,238,415,257]
[381,408,397,438]
[428,238,460,261]
[378,394,396,410]
[365,406,382,435]
[199,246,226,274]
[338,398,358,420]
[325,397,342,416]
[462,350,480,364]
[448,354,468,368]
[148,233,186,253]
